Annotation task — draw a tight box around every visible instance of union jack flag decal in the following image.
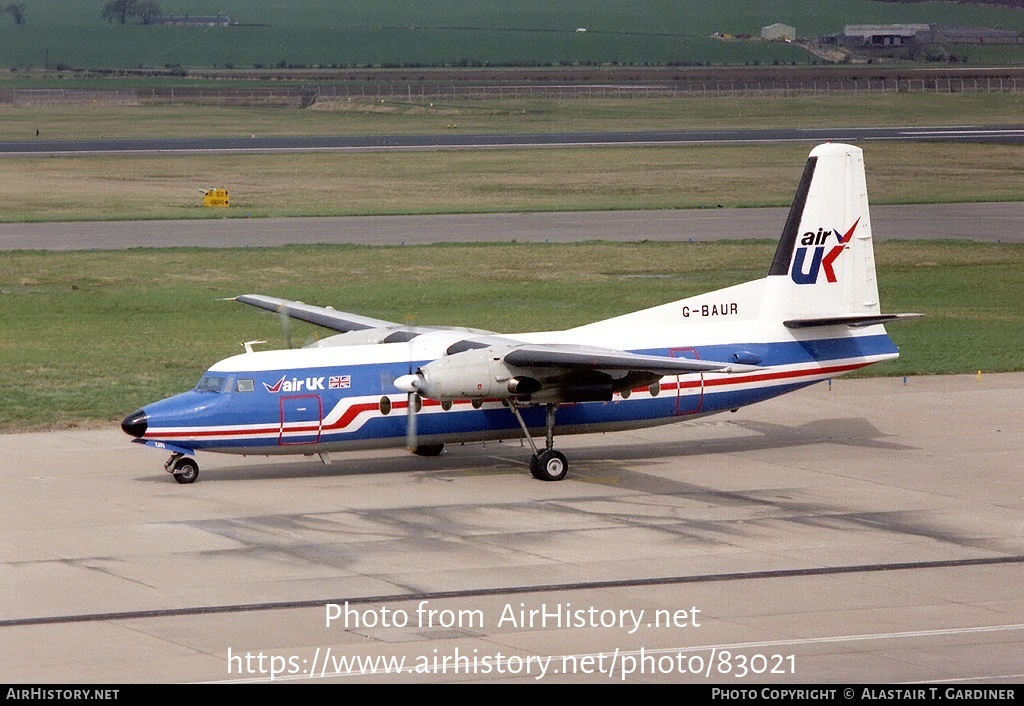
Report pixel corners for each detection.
[329,375,351,389]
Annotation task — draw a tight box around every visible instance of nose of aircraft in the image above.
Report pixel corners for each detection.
[121,409,148,438]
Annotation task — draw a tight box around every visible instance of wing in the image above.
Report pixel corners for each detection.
[503,343,758,402]
[231,294,494,345]
[397,341,758,404]
[503,343,748,374]
[232,294,399,333]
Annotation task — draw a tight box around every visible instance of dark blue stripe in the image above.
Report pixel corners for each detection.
[149,332,896,451]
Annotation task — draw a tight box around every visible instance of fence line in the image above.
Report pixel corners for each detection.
[310,78,1020,100]
[1,77,1021,106]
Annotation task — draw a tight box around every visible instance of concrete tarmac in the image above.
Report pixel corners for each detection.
[1,203,1023,250]
[2,373,1022,683]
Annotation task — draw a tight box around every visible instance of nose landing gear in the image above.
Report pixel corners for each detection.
[165,453,200,484]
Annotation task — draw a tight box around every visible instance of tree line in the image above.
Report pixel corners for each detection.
[101,0,162,24]
[4,3,25,24]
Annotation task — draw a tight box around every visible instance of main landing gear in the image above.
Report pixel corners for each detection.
[531,449,568,482]
[509,402,569,481]
[165,452,199,484]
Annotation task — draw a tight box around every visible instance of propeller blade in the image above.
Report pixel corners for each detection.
[406,392,419,452]
[404,326,419,452]
[278,309,292,349]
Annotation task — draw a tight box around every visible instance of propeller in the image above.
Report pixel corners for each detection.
[407,392,420,452]
[403,313,431,452]
[394,372,424,453]
[278,307,293,349]
[302,329,320,349]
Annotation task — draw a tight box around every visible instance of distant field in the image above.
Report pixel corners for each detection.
[2,91,1024,223]
[0,240,1020,430]
[6,93,1024,141]
[3,0,1024,69]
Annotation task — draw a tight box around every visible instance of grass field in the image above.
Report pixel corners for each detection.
[7,93,1024,141]
[2,93,1023,223]
[2,142,1023,222]
[0,89,1022,429]
[1,241,1021,430]
[4,1,1024,69]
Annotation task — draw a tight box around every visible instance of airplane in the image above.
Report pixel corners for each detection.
[121,142,919,484]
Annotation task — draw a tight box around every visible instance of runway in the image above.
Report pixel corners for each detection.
[3,373,1022,683]
[2,202,1023,250]
[3,125,1024,156]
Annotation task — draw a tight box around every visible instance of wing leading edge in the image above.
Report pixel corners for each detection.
[503,343,756,375]
[231,294,494,345]
[232,294,399,333]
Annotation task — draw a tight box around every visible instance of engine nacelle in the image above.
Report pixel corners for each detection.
[398,345,629,404]
[414,346,520,400]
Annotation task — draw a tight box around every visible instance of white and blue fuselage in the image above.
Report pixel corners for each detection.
[127,318,897,456]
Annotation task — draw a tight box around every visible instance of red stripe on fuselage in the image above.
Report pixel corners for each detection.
[144,361,872,442]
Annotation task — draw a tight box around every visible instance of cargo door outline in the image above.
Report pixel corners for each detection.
[279,394,322,445]
[671,347,704,415]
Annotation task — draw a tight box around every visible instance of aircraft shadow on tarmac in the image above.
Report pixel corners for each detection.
[128,416,1015,559]
[570,415,916,462]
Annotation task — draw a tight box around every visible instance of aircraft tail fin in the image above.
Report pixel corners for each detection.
[760,142,884,323]
[566,143,920,341]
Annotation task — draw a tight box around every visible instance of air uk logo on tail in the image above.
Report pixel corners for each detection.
[791,218,860,285]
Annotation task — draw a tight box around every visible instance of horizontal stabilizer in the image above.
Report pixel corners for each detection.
[784,313,923,329]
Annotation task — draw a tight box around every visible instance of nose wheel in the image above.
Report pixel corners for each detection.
[165,453,200,484]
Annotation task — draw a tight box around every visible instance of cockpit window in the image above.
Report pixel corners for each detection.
[236,379,255,393]
[195,375,229,393]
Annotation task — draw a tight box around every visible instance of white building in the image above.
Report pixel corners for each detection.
[761,23,795,41]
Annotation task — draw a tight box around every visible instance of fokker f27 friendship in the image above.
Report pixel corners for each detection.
[122,143,919,483]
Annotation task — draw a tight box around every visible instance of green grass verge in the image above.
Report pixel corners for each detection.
[1,240,1021,431]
